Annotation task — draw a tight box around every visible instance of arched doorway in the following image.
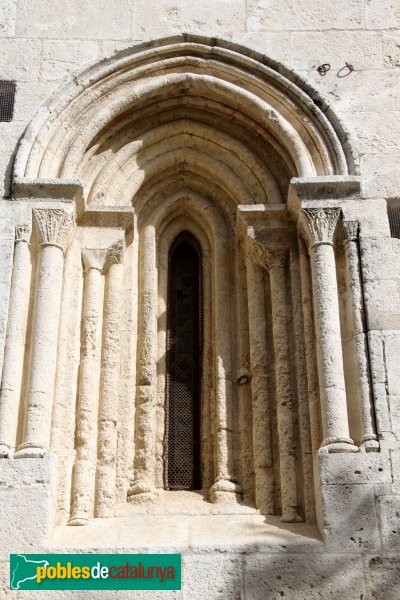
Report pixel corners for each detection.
[164,232,202,490]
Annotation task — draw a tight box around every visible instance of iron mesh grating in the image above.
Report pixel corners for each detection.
[388,199,400,239]
[0,81,16,122]
[165,233,202,491]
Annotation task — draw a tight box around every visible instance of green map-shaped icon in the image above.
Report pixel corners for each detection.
[10,554,49,590]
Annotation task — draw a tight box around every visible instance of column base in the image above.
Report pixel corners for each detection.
[14,443,46,458]
[0,444,13,458]
[67,515,90,526]
[127,480,159,505]
[209,479,242,505]
[321,437,359,454]
[280,508,304,523]
[359,435,380,452]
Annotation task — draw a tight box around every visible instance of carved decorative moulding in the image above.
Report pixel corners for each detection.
[300,207,341,247]
[33,208,74,252]
[14,224,30,243]
[104,239,124,272]
[342,220,359,243]
[246,238,288,271]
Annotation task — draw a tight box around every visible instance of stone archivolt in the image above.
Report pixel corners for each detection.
[0,36,379,533]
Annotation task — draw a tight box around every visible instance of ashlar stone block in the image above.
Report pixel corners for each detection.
[244,554,365,600]
[41,40,99,82]
[0,0,17,37]
[16,0,131,39]
[132,0,246,34]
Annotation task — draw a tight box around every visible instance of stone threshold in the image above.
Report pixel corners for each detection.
[50,491,322,553]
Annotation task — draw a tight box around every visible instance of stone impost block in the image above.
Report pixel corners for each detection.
[13,177,83,205]
[288,176,361,219]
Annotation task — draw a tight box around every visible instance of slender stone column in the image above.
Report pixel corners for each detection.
[290,249,315,523]
[69,249,106,525]
[245,250,274,514]
[15,209,74,458]
[0,225,31,457]
[342,221,378,451]
[95,241,124,517]
[247,238,302,521]
[128,225,158,503]
[298,239,322,455]
[209,234,241,504]
[300,208,358,453]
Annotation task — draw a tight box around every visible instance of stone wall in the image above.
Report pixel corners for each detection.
[0,2,400,599]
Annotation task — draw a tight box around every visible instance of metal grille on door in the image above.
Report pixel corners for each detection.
[165,233,202,490]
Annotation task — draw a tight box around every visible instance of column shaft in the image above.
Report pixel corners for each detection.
[128,226,158,502]
[343,222,378,450]
[0,226,31,457]
[69,253,104,525]
[246,258,274,513]
[298,241,322,455]
[95,243,124,517]
[269,259,303,522]
[289,249,315,522]
[209,235,241,503]
[300,208,357,453]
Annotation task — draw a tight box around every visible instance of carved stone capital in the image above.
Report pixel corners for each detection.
[33,208,74,252]
[14,224,30,243]
[103,239,124,273]
[82,248,107,272]
[342,220,359,243]
[246,238,287,271]
[300,207,341,248]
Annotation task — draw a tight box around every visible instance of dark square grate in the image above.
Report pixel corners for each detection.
[0,81,16,122]
[388,199,400,239]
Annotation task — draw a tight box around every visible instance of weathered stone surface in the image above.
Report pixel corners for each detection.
[0,39,41,81]
[182,555,243,599]
[318,482,380,552]
[383,34,400,67]
[247,0,363,31]
[0,16,400,598]
[291,32,383,71]
[0,0,16,37]
[41,40,99,82]
[366,555,400,600]
[244,554,365,599]
[132,0,246,34]
[377,495,400,551]
[16,0,132,39]
[318,451,391,485]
